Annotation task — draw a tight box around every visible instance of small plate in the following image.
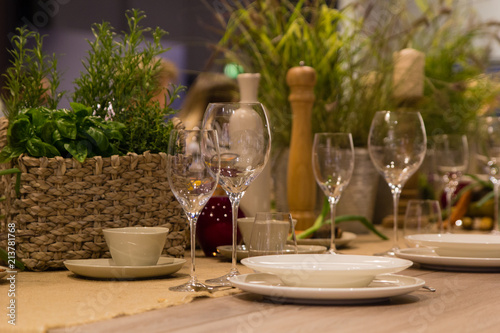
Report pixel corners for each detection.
[217,245,327,261]
[64,257,186,279]
[229,273,425,305]
[241,254,413,288]
[295,231,357,248]
[405,234,500,258]
[396,247,500,272]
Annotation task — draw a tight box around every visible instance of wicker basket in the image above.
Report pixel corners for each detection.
[0,118,187,271]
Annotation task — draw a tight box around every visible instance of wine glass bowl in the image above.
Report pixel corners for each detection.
[312,133,355,253]
[202,102,271,285]
[167,129,220,292]
[432,134,469,232]
[368,111,427,255]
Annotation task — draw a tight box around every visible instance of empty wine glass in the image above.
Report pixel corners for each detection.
[477,116,500,234]
[202,102,271,285]
[167,129,220,292]
[432,134,469,233]
[368,111,427,256]
[312,133,355,254]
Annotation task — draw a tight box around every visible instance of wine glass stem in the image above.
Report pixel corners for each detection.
[187,213,199,285]
[391,187,402,251]
[328,197,337,253]
[445,185,454,233]
[494,182,500,233]
[228,193,243,274]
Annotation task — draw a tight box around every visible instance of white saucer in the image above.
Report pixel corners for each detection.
[64,257,186,279]
[217,245,327,261]
[229,273,425,304]
[295,231,357,248]
[396,248,500,272]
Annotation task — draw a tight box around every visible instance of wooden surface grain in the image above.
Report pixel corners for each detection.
[50,232,500,333]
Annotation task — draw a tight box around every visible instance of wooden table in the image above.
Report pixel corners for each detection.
[49,233,500,333]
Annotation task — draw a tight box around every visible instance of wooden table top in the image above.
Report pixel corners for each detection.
[49,232,500,333]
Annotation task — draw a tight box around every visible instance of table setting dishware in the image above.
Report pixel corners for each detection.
[395,247,500,272]
[202,102,272,286]
[240,253,413,288]
[477,116,500,233]
[64,226,187,279]
[229,273,425,304]
[432,134,469,232]
[103,227,169,266]
[404,233,500,258]
[63,257,186,279]
[312,133,355,253]
[368,111,427,256]
[403,199,443,246]
[167,129,221,292]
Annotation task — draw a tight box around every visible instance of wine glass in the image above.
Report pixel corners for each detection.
[312,133,355,254]
[167,129,220,292]
[202,102,271,285]
[368,111,427,256]
[432,134,469,233]
[477,116,500,234]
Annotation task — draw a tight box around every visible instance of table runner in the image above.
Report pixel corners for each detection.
[0,253,255,333]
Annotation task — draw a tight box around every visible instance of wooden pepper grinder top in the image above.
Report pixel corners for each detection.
[286,65,317,231]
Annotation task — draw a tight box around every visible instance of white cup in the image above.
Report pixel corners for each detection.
[103,227,169,266]
[237,217,256,247]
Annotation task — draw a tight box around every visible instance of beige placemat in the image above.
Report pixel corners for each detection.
[0,253,253,333]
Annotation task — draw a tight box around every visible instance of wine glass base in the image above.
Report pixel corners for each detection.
[169,280,217,292]
[374,248,398,257]
[205,269,240,286]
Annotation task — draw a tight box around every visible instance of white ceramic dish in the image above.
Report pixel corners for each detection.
[217,245,327,261]
[64,257,185,279]
[229,273,425,305]
[295,231,357,248]
[405,234,500,258]
[241,254,413,288]
[396,247,500,272]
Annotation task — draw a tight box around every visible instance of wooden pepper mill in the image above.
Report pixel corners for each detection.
[286,65,317,230]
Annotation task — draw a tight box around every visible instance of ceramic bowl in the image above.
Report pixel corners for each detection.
[103,227,169,266]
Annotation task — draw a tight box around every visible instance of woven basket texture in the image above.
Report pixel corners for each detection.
[0,117,187,271]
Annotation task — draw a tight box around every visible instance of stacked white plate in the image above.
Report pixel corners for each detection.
[229,254,423,304]
[398,234,500,271]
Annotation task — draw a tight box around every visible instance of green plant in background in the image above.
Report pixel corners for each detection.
[0,103,125,163]
[214,0,500,150]
[2,27,64,120]
[73,9,184,154]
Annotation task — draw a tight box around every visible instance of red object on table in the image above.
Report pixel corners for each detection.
[196,196,245,257]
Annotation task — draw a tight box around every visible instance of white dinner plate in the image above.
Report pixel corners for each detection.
[64,257,186,279]
[295,231,357,248]
[405,234,500,258]
[241,254,413,288]
[229,273,425,305]
[216,244,327,261]
[395,247,500,272]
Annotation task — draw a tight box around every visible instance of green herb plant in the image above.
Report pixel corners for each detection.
[0,103,125,163]
[2,27,64,120]
[73,9,184,154]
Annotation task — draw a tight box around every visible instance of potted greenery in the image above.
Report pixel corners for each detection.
[0,10,186,271]
[213,0,500,232]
